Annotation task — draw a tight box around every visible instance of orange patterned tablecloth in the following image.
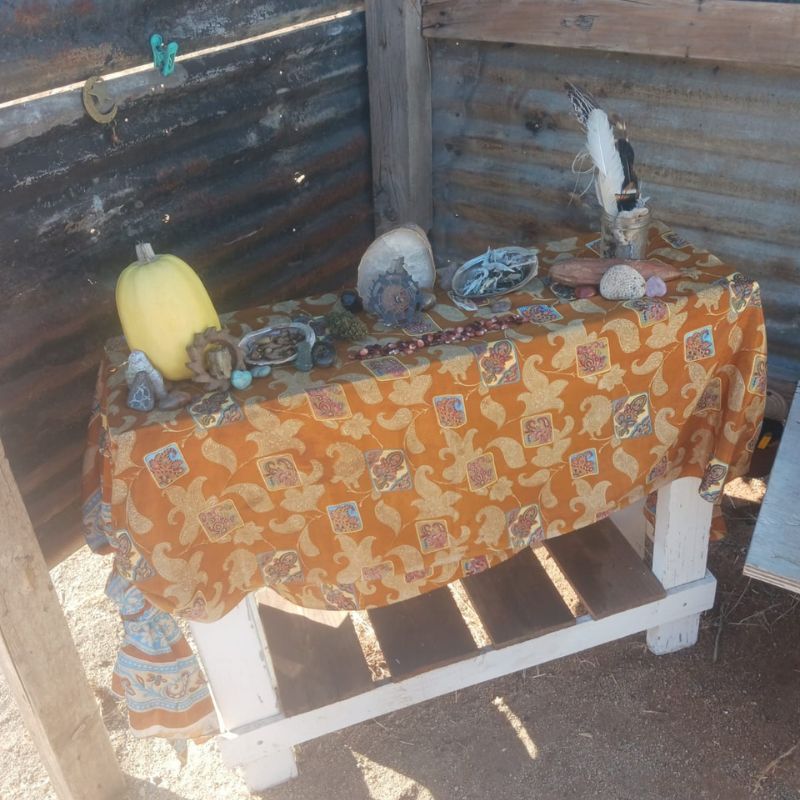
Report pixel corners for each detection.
[83,225,766,737]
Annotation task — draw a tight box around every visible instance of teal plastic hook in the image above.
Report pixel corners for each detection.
[150,34,178,77]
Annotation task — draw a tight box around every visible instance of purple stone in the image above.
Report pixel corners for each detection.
[646,276,668,298]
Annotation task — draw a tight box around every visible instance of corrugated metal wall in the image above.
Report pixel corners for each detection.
[431,40,800,385]
[0,7,372,563]
[0,0,357,102]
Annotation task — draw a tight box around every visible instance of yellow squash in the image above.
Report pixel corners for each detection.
[116,243,220,380]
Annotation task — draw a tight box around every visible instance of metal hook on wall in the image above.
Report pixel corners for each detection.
[82,75,121,144]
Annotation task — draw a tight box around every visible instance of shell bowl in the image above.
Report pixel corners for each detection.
[239,323,316,366]
[452,247,539,300]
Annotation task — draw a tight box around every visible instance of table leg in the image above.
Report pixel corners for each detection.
[190,594,298,789]
[646,476,713,654]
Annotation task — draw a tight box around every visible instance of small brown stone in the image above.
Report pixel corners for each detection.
[419,290,437,311]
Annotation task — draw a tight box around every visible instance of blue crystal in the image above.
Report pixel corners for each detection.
[231,369,253,390]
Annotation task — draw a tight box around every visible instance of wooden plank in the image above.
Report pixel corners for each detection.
[368,586,477,679]
[220,572,717,791]
[257,592,374,717]
[745,382,800,594]
[365,0,432,233]
[421,0,800,69]
[0,14,373,565]
[545,519,665,620]
[0,435,128,800]
[0,0,361,104]
[461,548,574,647]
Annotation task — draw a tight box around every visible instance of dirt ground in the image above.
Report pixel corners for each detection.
[2,477,799,800]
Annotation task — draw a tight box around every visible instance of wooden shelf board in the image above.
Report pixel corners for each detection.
[545,519,666,620]
[367,585,479,680]
[258,591,375,718]
[462,547,575,647]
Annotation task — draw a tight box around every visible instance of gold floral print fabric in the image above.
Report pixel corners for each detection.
[85,225,766,621]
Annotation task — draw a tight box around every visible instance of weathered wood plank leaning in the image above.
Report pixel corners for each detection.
[745,382,800,594]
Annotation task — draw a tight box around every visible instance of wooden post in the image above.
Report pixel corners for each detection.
[0,437,128,800]
[646,476,713,654]
[365,0,433,234]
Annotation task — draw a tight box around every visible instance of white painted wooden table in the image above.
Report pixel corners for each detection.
[191,476,714,790]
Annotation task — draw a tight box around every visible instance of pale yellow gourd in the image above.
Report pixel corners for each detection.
[116,243,220,380]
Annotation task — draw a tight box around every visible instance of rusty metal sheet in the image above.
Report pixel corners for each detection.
[0,13,372,563]
[431,38,800,385]
[0,0,362,103]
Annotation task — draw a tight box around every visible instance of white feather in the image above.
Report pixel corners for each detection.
[585,108,625,216]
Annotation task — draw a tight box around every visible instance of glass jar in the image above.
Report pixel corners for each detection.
[600,208,651,260]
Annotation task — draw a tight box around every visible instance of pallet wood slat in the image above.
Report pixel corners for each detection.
[462,548,575,647]
[0,436,128,800]
[421,0,800,69]
[368,586,478,679]
[545,519,666,620]
[258,591,375,716]
[745,382,800,594]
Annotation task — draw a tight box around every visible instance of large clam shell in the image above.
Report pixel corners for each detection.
[357,224,436,301]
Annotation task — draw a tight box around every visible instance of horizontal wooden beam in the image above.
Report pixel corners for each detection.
[422,0,800,69]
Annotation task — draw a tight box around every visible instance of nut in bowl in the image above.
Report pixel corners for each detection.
[240,323,316,366]
[452,246,539,300]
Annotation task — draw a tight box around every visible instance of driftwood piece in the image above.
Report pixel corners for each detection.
[548,258,681,288]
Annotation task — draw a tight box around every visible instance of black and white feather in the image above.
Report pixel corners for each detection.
[565,82,599,128]
[565,83,641,215]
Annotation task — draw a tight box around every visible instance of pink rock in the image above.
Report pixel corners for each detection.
[646,276,668,297]
[575,285,598,299]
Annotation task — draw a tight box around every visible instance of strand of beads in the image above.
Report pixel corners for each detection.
[352,313,526,360]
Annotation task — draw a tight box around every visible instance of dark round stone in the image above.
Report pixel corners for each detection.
[340,289,363,314]
[312,341,336,368]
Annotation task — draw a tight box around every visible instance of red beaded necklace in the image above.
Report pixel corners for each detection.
[351,313,526,360]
